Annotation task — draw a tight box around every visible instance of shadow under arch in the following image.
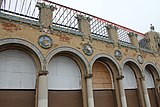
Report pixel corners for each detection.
[90,53,122,107]
[46,46,89,73]
[0,38,44,71]
[122,58,144,78]
[144,61,160,78]
[46,47,89,107]
[90,53,121,75]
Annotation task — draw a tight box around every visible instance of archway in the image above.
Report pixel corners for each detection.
[0,39,42,107]
[145,64,159,107]
[0,50,37,107]
[123,64,140,107]
[47,47,88,107]
[90,54,120,107]
[92,60,116,107]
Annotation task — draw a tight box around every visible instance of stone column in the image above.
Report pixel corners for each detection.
[38,71,48,107]
[141,78,151,107]
[37,3,56,28]
[106,25,118,46]
[117,75,127,107]
[77,15,91,40]
[85,73,94,107]
[128,32,139,48]
[155,79,160,107]
[0,0,3,9]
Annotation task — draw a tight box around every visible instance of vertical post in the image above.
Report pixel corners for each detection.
[77,15,92,40]
[0,0,3,9]
[128,32,139,48]
[145,31,157,52]
[37,3,56,28]
[106,25,119,46]
[85,66,94,107]
[141,78,151,107]
[155,79,160,107]
[38,71,48,107]
[117,75,127,107]
[86,78,94,107]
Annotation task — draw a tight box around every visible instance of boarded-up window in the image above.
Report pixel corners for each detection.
[92,61,113,89]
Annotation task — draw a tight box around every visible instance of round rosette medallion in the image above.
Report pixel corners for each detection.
[38,35,52,49]
[137,55,144,64]
[82,43,93,56]
[114,50,122,60]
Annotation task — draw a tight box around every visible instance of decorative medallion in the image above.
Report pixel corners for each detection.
[38,35,52,49]
[114,50,122,60]
[82,43,93,56]
[137,55,144,64]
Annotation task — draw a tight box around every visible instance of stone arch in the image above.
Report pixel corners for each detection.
[90,53,121,107]
[90,53,121,75]
[122,58,145,107]
[0,38,43,107]
[46,46,89,73]
[0,38,43,70]
[122,58,144,78]
[46,46,88,107]
[144,62,160,107]
[144,61,160,78]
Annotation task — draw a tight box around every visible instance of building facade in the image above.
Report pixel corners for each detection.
[0,0,160,107]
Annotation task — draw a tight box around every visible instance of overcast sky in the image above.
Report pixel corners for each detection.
[51,0,160,33]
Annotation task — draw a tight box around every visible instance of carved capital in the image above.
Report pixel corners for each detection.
[116,75,124,80]
[128,32,138,37]
[85,73,93,78]
[76,15,92,22]
[39,71,48,76]
[156,78,160,81]
[106,25,118,30]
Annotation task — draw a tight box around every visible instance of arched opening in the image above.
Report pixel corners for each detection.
[92,60,116,107]
[123,64,140,107]
[145,67,159,107]
[48,55,82,107]
[0,49,37,107]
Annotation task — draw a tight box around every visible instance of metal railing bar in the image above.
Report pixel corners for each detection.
[26,0,32,15]
[52,6,62,22]
[20,0,26,13]
[14,0,18,12]
[60,9,71,25]
[55,7,67,23]
[41,0,144,36]
[0,9,39,20]
[8,0,11,10]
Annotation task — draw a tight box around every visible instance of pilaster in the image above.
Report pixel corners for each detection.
[77,15,92,40]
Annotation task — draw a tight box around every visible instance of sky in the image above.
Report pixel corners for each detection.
[51,0,160,34]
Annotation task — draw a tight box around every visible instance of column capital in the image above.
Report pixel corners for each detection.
[156,78,160,81]
[128,32,138,37]
[39,71,48,76]
[76,15,92,22]
[106,24,118,31]
[116,75,124,80]
[36,2,57,10]
[85,74,93,78]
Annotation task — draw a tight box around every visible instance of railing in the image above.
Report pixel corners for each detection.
[0,0,39,20]
[0,0,145,44]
